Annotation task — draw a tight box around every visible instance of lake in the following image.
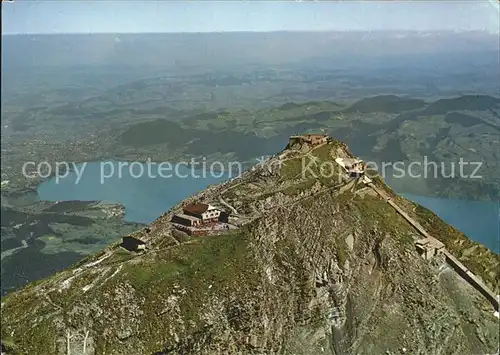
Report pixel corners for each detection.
[38,161,499,253]
[37,161,229,224]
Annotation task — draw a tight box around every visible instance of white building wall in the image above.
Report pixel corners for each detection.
[202,209,221,220]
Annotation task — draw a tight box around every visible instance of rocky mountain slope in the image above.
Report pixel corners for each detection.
[1,139,499,355]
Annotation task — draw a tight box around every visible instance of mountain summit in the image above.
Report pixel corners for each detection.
[2,137,499,355]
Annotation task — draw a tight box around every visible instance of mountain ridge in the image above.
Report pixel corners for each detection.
[1,138,499,355]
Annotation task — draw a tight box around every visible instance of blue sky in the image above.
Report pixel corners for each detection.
[2,1,499,35]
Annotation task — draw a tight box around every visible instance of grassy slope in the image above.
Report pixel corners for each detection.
[414,204,500,292]
[2,138,499,354]
[1,230,261,354]
[374,177,500,292]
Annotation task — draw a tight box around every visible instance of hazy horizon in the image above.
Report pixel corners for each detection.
[2,1,499,35]
[3,28,499,36]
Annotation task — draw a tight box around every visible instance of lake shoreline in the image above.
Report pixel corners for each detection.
[33,160,500,254]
